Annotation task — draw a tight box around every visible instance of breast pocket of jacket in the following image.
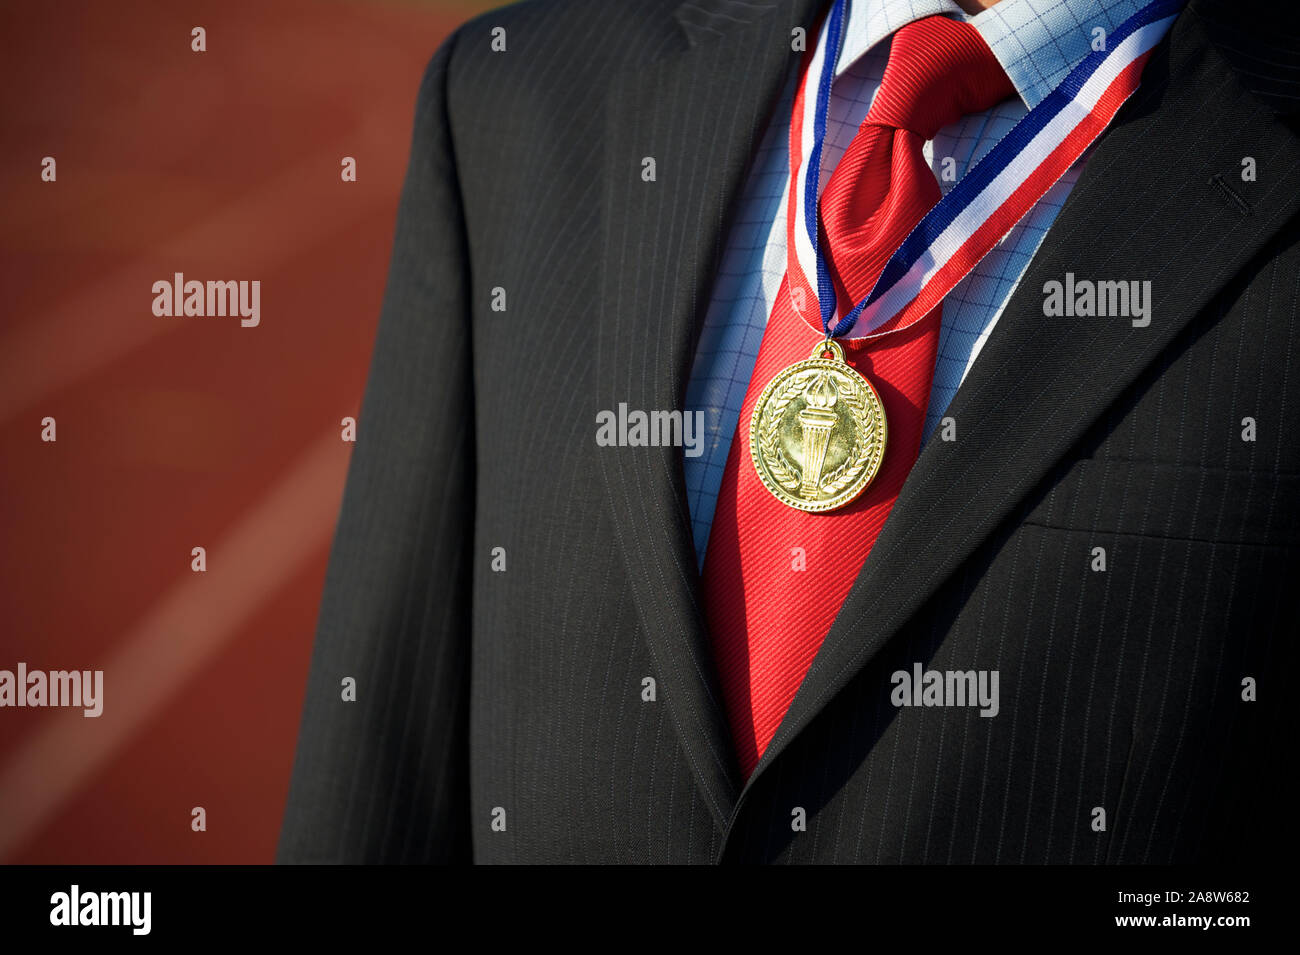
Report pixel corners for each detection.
[1021,456,1300,553]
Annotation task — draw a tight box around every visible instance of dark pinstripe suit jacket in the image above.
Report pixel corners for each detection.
[278,0,1300,864]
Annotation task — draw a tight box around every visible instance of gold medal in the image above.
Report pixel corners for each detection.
[749,339,887,512]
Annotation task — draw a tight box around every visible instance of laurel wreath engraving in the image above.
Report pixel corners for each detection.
[757,372,810,491]
[757,369,876,499]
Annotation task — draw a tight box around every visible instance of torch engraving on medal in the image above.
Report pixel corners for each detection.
[797,372,839,497]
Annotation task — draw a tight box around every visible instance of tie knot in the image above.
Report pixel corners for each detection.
[867,16,1014,140]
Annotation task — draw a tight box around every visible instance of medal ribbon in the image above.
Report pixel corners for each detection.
[785,0,1186,342]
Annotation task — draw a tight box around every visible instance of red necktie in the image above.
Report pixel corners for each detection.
[703,16,1014,778]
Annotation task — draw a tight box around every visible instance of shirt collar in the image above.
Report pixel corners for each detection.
[834,0,1148,109]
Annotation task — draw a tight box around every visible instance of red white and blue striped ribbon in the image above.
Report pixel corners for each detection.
[786,0,1186,341]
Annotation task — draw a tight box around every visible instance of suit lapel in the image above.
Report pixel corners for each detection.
[595,0,826,826]
[743,3,1300,792]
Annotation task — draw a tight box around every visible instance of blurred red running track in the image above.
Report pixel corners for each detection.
[0,0,478,863]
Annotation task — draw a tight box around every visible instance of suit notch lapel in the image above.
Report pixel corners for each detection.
[594,0,826,826]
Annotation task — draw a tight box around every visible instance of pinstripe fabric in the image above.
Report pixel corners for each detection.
[278,0,1300,864]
